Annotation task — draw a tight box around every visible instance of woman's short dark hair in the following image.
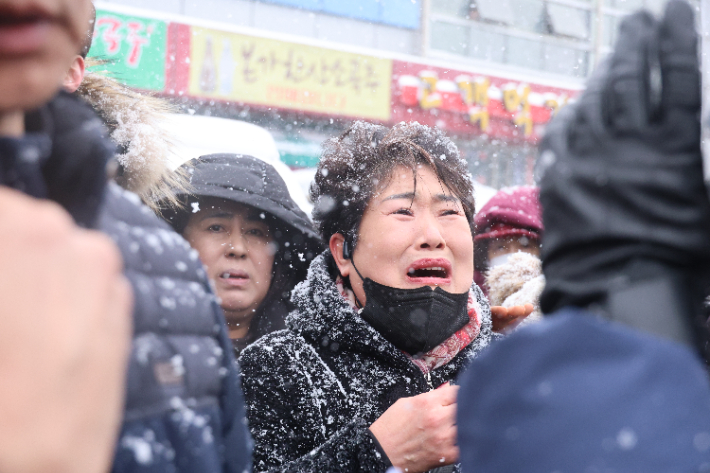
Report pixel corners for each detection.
[311,121,476,250]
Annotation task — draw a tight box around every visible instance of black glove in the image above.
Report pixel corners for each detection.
[538,0,710,355]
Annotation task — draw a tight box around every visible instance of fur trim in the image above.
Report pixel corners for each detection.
[76,65,190,210]
[487,251,545,325]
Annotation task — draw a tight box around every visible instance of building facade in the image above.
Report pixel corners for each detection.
[92,0,693,189]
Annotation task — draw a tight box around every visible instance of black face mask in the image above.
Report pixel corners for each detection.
[356,275,471,356]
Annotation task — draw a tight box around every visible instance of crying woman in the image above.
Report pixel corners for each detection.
[239,122,507,473]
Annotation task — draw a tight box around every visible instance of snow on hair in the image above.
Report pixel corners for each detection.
[311,121,475,245]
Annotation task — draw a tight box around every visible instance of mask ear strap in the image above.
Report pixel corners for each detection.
[350,256,366,283]
[343,238,366,309]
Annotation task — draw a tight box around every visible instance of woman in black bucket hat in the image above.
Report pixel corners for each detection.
[161,153,323,356]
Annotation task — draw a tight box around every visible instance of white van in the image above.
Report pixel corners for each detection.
[163,113,313,214]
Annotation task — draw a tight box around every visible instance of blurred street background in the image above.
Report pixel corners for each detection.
[91,0,699,197]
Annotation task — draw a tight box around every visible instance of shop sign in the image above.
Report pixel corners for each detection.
[393,61,578,142]
[89,10,168,91]
[188,27,393,121]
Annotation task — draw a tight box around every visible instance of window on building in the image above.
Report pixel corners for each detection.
[604,0,644,10]
[432,0,472,17]
[469,28,507,62]
[509,0,546,33]
[258,0,422,29]
[546,4,589,39]
[431,20,470,55]
[602,14,619,48]
[472,0,516,25]
[507,36,542,69]
[427,0,608,78]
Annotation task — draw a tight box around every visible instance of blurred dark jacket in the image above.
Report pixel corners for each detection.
[0,92,251,473]
[457,309,710,473]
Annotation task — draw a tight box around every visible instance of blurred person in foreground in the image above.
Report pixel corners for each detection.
[0,1,132,472]
[474,186,543,331]
[457,1,710,471]
[0,0,251,472]
[240,121,529,473]
[161,154,322,357]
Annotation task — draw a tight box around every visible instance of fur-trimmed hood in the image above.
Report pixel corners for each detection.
[76,69,188,210]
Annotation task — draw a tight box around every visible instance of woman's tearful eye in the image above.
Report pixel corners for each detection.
[392,208,413,216]
[245,227,266,238]
[441,209,461,217]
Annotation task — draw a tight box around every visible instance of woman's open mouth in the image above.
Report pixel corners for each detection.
[219,270,250,287]
[406,258,452,285]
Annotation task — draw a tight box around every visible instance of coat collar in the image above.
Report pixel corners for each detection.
[288,251,494,374]
[288,251,388,357]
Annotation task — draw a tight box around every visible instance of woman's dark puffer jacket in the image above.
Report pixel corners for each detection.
[239,252,493,472]
[102,183,250,473]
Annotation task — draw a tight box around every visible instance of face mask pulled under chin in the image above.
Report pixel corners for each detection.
[357,277,470,356]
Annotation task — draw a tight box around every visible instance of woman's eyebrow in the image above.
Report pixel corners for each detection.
[382,192,459,203]
[382,192,416,202]
[199,211,232,221]
[436,194,460,203]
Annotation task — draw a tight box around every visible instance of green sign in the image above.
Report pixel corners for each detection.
[276,138,322,168]
[88,10,167,91]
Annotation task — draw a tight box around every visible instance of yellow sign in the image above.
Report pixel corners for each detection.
[189,27,393,121]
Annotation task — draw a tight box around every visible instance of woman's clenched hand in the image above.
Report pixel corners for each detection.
[370,384,459,473]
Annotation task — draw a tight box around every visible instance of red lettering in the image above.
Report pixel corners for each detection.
[97,17,122,55]
[125,22,149,68]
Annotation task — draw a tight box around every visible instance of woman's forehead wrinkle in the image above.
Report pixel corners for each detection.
[379,191,459,206]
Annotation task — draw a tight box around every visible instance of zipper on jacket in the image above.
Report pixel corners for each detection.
[424,370,434,390]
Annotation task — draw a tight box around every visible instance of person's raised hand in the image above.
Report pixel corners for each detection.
[0,187,133,473]
[538,0,710,352]
[369,384,459,473]
[491,304,534,332]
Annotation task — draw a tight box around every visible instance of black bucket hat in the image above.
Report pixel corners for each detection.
[162,154,322,261]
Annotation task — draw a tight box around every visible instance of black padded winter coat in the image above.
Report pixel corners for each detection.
[239,252,493,472]
[0,92,251,473]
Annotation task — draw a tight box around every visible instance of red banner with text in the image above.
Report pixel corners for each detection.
[93,7,582,144]
[391,61,580,143]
